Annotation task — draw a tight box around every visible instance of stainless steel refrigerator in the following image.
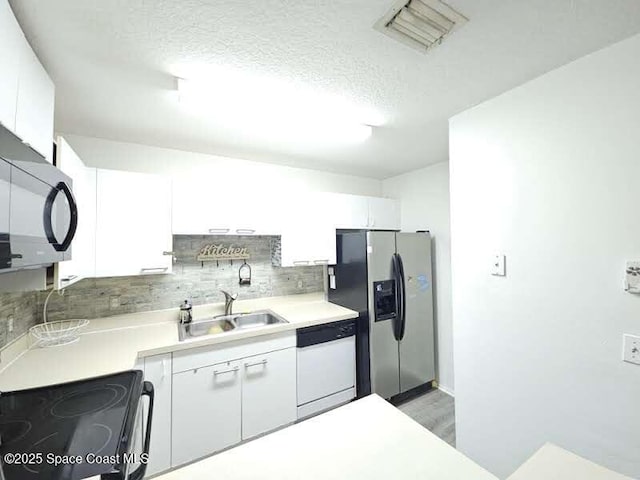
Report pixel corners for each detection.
[328,230,435,399]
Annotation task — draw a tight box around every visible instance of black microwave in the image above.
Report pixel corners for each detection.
[0,125,78,272]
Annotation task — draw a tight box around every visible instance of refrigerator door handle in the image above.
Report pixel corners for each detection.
[396,253,407,341]
[392,253,405,341]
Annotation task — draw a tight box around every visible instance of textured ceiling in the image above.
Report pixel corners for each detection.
[9,0,640,178]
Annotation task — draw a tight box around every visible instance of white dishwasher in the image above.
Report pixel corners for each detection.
[296,319,356,419]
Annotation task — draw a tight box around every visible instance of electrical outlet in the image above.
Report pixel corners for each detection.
[623,334,640,365]
[7,315,14,333]
[491,254,506,276]
[109,295,120,310]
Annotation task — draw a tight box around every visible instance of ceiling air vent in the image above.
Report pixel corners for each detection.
[375,0,468,53]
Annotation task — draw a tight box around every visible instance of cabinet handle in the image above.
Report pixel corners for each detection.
[244,359,268,368]
[293,260,310,266]
[209,228,230,234]
[235,229,256,234]
[313,259,329,265]
[213,366,239,376]
[141,267,168,273]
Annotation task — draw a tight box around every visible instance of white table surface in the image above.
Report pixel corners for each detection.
[155,394,498,480]
[507,443,634,480]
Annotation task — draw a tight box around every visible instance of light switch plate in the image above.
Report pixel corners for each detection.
[491,254,506,276]
[624,261,640,293]
[623,334,640,365]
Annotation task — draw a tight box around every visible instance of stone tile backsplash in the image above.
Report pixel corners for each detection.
[0,291,40,349]
[0,236,324,348]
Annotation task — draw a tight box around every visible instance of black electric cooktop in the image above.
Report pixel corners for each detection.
[0,370,144,480]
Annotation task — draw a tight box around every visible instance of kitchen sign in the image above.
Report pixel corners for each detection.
[197,244,250,261]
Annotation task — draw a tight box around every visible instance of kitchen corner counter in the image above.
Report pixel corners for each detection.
[155,394,498,480]
[0,293,357,391]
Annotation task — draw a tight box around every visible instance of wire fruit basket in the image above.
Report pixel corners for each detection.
[30,288,89,347]
[30,318,89,347]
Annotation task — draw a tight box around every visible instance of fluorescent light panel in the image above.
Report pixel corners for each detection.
[376,0,467,53]
[176,74,376,145]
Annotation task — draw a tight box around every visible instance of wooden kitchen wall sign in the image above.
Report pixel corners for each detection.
[197,244,250,261]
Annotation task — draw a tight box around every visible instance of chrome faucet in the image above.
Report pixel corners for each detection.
[221,290,238,316]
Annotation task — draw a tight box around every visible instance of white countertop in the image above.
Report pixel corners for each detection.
[155,394,498,480]
[507,443,634,480]
[0,293,357,391]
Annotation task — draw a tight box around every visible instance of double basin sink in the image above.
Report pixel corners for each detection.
[178,310,288,341]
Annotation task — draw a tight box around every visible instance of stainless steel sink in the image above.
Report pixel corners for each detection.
[178,310,287,341]
[178,318,235,341]
[233,311,288,329]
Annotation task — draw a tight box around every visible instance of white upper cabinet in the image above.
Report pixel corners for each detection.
[328,193,370,229]
[367,196,400,230]
[280,192,336,267]
[14,33,55,163]
[0,0,22,132]
[324,193,400,231]
[54,137,96,289]
[173,180,284,235]
[1,0,55,163]
[95,169,172,277]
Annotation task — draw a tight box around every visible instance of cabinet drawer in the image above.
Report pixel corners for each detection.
[172,331,295,373]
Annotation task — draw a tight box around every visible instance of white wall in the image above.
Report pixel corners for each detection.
[62,135,382,197]
[383,162,454,395]
[449,34,640,478]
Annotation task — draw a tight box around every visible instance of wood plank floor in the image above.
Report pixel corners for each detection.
[395,388,456,447]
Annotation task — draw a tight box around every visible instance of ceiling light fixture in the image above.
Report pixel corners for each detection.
[175,69,378,145]
[375,0,468,53]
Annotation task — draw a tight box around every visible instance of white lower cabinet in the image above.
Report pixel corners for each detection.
[241,348,297,440]
[169,337,297,469]
[139,335,298,474]
[171,360,242,467]
[143,354,172,477]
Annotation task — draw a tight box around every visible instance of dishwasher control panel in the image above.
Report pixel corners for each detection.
[296,319,356,348]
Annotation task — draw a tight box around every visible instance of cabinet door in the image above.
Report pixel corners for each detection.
[233,190,285,236]
[280,193,336,267]
[280,226,336,267]
[368,197,400,230]
[172,360,242,467]
[241,347,296,440]
[143,354,172,476]
[54,138,96,289]
[0,0,22,132]
[172,180,235,235]
[95,169,172,277]
[327,193,369,229]
[15,43,55,163]
[172,181,284,235]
